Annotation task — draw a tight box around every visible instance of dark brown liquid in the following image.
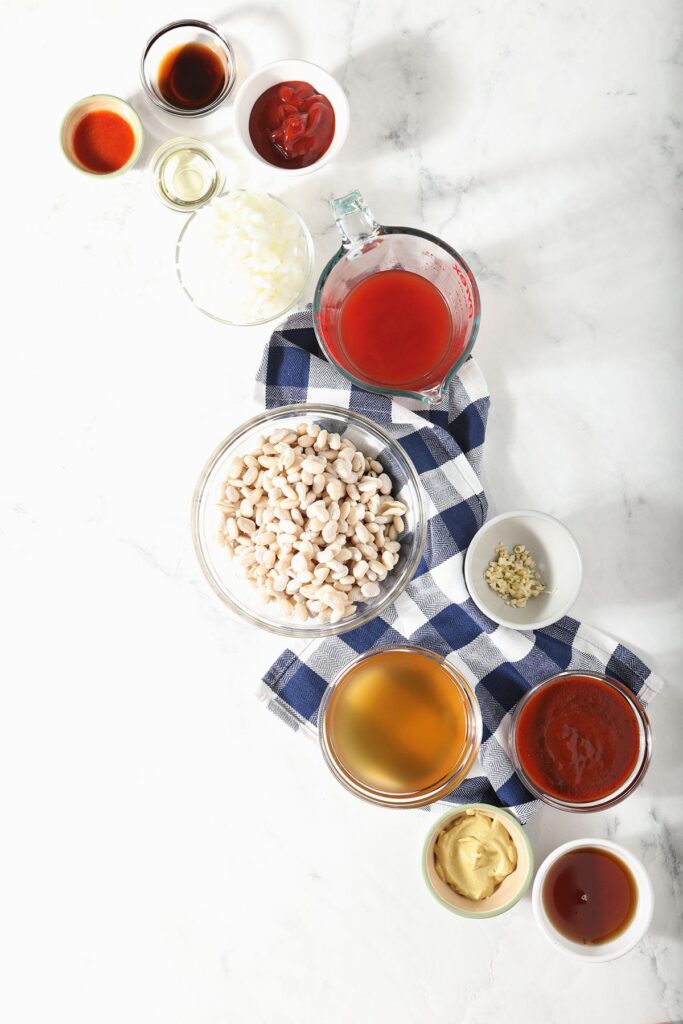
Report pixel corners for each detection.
[157,43,226,111]
[543,847,638,945]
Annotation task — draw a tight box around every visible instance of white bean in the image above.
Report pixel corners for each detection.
[219,422,403,623]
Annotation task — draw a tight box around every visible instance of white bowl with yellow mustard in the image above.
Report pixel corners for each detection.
[422,804,534,918]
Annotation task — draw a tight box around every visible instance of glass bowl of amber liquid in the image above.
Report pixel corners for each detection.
[319,646,482,808]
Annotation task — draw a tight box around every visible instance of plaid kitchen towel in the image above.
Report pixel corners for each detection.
[256,309,663,823]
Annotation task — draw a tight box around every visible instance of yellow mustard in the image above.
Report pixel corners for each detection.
[434,810,517,900]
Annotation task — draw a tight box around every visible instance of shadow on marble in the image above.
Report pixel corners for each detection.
[125,90,165,172]
[211,3,305,81]
[562,500,683,609]
[123,86,245,175]
[333,35,457,161]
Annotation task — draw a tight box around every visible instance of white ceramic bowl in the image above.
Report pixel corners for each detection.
[233,59,350,176]
[464,510,583,630]
[60,95,144,177]
[532,839,654,962]
[423,805,534,918]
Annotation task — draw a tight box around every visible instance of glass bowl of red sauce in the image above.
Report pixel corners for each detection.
[61,95,143,177]
[509,671,652,812]
[233,59,350,175]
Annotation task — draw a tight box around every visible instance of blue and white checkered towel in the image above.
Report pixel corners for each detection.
[256,309,663,822]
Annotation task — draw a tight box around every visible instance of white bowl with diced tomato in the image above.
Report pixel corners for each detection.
[233,59,350,176]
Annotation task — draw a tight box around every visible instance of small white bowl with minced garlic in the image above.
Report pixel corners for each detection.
[464,510,583,631]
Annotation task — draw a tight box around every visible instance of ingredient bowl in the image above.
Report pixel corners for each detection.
[423,805,533,917]
[233,59,350,175]
[140,20,236,117]
[509,671,652,812]
[192,404,426,637]
[532,839,654,961]
[319,647,482,807]
[151,137,224,211]
[176,190,313,326]
[61,95,143,177]
[464,509,583,630]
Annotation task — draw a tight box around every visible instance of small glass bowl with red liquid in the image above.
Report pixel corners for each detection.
[509,671,652,812]
[313,190,481,404]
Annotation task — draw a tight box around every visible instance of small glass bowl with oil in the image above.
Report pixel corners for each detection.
[319,646,482,808]
[151,137,224,211]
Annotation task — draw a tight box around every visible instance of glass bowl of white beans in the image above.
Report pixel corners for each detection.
[192,404,427,637]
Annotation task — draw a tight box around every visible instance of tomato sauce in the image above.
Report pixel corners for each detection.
[249,81,335,169]
[514,675,641,803]
[72,110,135,174]
[332,269,457,388]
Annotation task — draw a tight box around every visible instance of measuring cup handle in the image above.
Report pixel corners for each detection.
[330,190,383,250]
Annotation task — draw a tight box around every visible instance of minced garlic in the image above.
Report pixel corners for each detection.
[484,543,546,608]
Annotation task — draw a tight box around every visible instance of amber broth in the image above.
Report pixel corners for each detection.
[324,649,470,795]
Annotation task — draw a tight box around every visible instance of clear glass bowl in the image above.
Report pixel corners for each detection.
[192,405,427,637]
[508,671,652,812]
[319,646,482,807]
[140,19,237,117]
[176,190,313,326]
[151,137,224,211]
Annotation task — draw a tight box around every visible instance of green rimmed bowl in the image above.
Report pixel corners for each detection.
[422,804,534,919]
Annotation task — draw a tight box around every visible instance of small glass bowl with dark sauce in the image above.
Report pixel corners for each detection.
[509,671,652,812]
[140,20,237,117]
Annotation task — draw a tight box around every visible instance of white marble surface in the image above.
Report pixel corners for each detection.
[2,1,682,1021]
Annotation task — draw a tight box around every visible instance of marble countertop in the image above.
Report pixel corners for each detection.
[2,0,682,1021]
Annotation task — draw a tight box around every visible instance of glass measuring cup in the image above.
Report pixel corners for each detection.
[313,190,481,404]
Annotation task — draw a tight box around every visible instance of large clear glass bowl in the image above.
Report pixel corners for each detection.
[319,646,482,807]
[192,405,427,637]
[176,190,313,327]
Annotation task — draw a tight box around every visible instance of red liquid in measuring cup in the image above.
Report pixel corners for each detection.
[335,270,461,389]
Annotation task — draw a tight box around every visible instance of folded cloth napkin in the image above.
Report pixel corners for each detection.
[256,309,663,822]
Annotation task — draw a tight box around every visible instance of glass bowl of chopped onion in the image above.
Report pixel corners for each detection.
[176,190,314,326]
[463,510,583,631]
[192,404,427,637]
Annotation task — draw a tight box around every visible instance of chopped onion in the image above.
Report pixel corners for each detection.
[178,191,311,324]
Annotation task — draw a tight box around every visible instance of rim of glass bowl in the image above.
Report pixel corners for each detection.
[318,645,483,807]
[508,671,652,812]
[140,19,237,117]
[175,190,314,326]
[192,405,427,637]
[312,226,481,403]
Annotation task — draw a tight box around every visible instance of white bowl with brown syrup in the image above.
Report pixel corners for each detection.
[532,839,654,961]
